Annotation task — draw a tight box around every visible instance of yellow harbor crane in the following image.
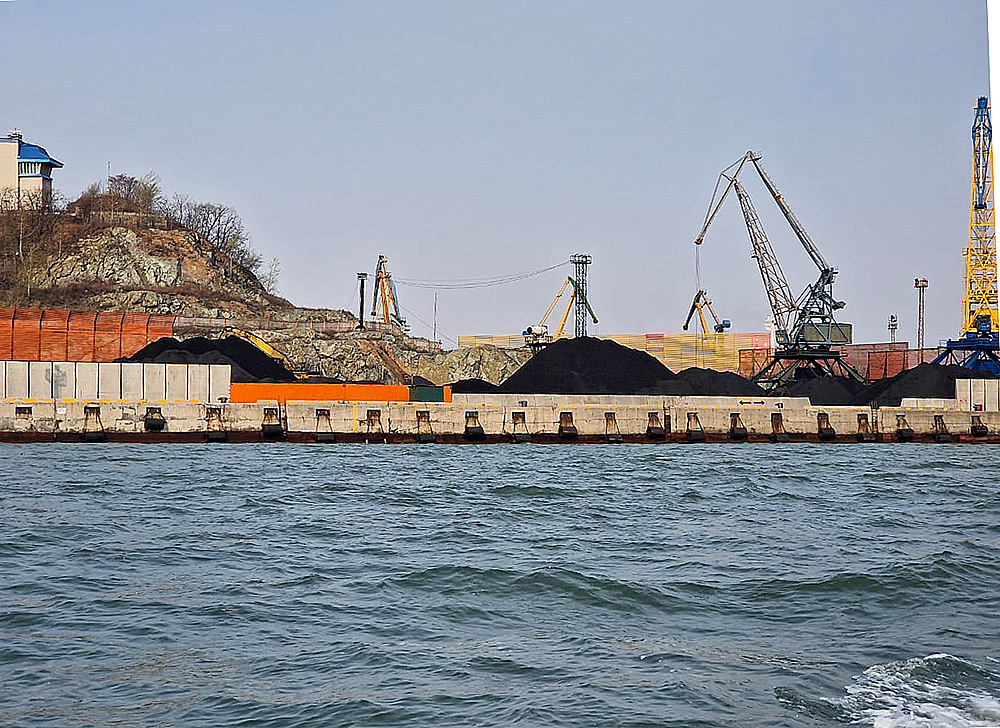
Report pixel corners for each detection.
[682,289,731,334]
[523,276,598,347]
[371,255,409,332]
[934,97,1000,374]
[962,98,999,334]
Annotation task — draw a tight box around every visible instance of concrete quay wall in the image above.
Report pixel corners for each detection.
[0,395,998,443]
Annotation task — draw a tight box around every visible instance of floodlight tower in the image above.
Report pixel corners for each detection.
[570,253,592,337]
[914,277,928,350]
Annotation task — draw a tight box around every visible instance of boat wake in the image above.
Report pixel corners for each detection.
[841,654,1000,727]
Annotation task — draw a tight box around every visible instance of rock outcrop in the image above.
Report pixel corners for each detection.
[34,226,279,317]
[18,220,528,386]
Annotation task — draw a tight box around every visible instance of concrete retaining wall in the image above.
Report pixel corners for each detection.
[0,361,231,403]
[0,395,997,443]
[955,379,1000,411]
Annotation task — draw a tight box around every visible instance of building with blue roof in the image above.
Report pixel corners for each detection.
[0,129,63,207]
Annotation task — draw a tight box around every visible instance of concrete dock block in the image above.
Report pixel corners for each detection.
[97,363,122,400]
[143,363,167,402]
[187,365,209,404]
[28,362,52,400]
[209,365,231,403]
[75,363,99,400]
[6,361,28,399]
[121,363,145,401]
[51,362,76,400]
[165,364,187,401]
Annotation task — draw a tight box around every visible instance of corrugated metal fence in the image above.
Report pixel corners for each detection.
[0,309,175,362]
[0,308,443,362]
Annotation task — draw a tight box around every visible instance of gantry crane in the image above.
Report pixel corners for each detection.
[695,151,863,388]
[933,97,1000,374]
[682,289,731,333]
[370,255,409,332]
[523,276,598,348]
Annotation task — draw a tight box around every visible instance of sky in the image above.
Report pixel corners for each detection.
[0,0,990,347]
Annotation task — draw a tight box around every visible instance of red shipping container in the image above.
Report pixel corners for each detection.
[40,309,70,361]
[67,311,98,362]
[147,314,175,345]
[12,309,42,361]
[0,309,14,360]
[121,312,150,358]
[94,312,125,361]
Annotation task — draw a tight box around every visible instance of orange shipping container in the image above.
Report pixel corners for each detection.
[229,382,412,404]
[40,309,70,361]
[94,312,125,361]
[0,309,14,360]
[12,309,42,361]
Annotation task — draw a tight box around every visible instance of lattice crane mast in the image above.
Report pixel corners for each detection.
[694,151,862,387]
[933,96,1000,373]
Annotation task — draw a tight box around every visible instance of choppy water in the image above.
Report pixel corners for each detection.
[1,443,998,728]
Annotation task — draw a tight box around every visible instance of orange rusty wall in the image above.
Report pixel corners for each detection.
[40,309,70,361]
[67,311,98,362]
[229,382,412,404]
[12,309,42,361]
[94,312,125,360]
[147,314,175,346]
[121,312,151,358]
[0,309,13,360]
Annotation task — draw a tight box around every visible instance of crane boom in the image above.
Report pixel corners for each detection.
[732,179,797,343]
[748,154,832,272]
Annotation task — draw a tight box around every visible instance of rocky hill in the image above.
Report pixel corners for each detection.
[6,217,528,385]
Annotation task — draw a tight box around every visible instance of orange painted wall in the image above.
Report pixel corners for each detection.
[229,382,412,404]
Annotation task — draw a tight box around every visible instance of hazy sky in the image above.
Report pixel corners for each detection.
[0,0,989,347]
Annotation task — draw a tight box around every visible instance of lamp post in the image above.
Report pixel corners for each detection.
[914,277,928,350]
[357,272,368,330]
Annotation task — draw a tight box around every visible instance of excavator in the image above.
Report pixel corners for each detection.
[224,327,309,379]
[523,277,598,348]
[682,289,731,334]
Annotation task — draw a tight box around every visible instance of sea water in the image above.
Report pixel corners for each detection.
[1,443,998,727]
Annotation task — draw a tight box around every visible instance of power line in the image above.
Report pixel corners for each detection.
[398,302,459,347]
[395,260,569,289]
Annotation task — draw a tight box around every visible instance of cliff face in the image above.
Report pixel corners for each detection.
[244,327,531,385]
[31,225,281,317]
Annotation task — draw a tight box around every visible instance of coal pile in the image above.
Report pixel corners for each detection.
[497,337,694,395]
[123,336,297,383]
[854,362,996,406]
[676,367,766,396]
[450,378,500,393]
[778,376,867,406]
